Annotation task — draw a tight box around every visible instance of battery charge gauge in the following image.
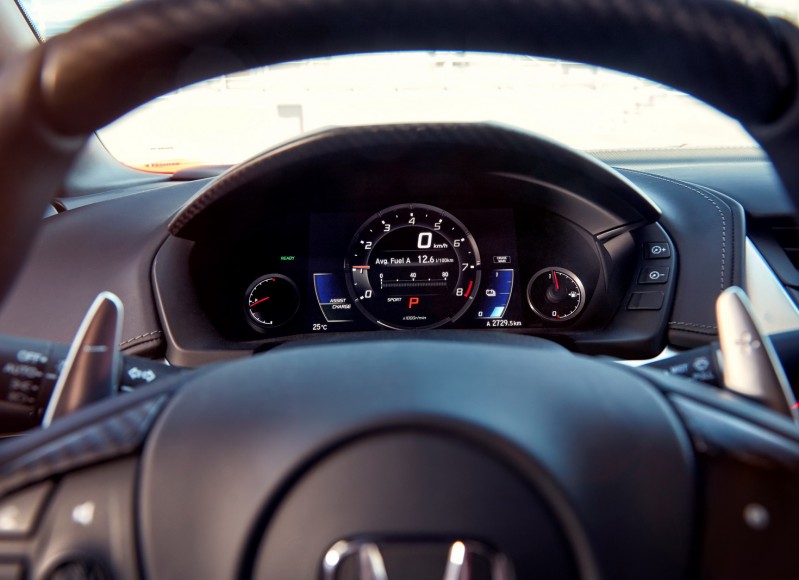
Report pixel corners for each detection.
[527,267,585,322]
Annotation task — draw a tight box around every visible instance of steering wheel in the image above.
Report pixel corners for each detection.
[1,0,799,578]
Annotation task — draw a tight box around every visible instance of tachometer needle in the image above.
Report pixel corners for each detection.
[553,270,559,290]
[464,280,474,298]
[352,265,370,270]
[249,296,270,309]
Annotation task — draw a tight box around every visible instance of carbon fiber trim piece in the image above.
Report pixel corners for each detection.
[168,123,661,237]
[37,0,797,136]
[0,394,167,497]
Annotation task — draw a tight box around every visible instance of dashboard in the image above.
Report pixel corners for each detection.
[0,123,767,369]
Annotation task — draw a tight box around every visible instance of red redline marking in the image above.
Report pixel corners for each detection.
[249,296,270,309]
[464,280,474,298]
[793,402,799,410]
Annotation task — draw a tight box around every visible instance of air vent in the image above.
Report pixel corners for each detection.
[748,218,799,289]
[771,221,799,270]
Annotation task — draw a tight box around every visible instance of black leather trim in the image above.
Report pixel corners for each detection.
[0,181,201,347]
[119,329,165,357]
[627,160,792,218]
[620,169,746,348]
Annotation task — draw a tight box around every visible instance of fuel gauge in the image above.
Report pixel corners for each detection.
[527,267,585,322]
[245,274,300,330]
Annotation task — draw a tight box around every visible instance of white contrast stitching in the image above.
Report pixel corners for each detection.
[632,172,727,291]
[119,330,163,347]
[623,169,728,332]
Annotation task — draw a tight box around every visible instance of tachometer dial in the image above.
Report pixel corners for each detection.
[245,274,300,330]
[527,267,585,322]
[345,204,481,329]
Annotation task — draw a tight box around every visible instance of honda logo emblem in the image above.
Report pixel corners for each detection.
[321,538,513,580]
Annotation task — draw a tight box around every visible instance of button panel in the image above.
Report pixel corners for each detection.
[0,460,142,580]
[645,346,721,386]
[581,222,676,357]
[645,242,671,259]
[628,292,665,311]
[0,336,179,436]
[0,482,53,538]
[639,266,670,285]
[625,234,675,321]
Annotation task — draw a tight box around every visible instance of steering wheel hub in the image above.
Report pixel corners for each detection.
[138,335,693,579]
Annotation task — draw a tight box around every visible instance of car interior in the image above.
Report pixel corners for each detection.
[1,0,799,578]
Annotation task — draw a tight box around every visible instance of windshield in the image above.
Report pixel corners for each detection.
[16,0,799,173]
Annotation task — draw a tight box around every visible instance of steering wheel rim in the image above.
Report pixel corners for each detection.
[1,0,799,578]
[1,0,798,305]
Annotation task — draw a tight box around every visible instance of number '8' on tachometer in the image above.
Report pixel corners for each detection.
[345,203,481,329]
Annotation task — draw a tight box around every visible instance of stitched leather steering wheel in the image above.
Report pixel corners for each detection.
[0,1,798,578]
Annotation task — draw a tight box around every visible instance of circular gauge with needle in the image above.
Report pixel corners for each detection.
[527,267,585,322]
[344,203,481,330]
[245,274,300,331]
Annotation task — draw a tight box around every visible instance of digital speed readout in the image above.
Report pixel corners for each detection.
[345,203,481,329]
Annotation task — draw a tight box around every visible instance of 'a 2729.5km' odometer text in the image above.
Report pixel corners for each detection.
[345,203,481,329]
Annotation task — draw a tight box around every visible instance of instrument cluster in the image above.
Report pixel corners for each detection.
[225,200,601,339]
[163,124,677,361]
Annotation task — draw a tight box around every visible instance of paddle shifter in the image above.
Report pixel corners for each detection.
[42,292,124,427]
[716,287,799,422]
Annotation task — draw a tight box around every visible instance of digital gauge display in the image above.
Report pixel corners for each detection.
[344,204,481,329]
